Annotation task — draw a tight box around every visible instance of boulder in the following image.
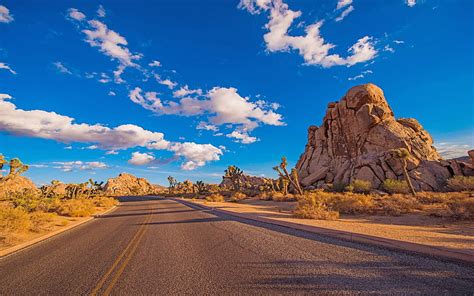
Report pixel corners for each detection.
[0,175,39,198]
[295,83,473,191]
[104,173,163,196]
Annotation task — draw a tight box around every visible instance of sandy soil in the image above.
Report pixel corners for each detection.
[195,198,474,255]
[0,206,115,252]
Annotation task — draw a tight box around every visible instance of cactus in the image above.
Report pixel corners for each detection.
[391,148,416,196]
[273,157,303,195]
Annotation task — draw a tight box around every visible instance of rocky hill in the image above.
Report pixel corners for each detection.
[296,83,473,191]
[0,175,39,198]
[104,173,164,196]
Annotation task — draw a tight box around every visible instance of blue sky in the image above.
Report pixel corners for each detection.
[0,0,473,186]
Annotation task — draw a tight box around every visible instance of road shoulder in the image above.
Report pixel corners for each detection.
[175,198,474,264]
[0,205,118,258]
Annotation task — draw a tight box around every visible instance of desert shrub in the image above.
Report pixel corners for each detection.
[56,198,95,217]
[92,196,117,207]
[382,179,410,194]
[8,190,43,212]
[293,193,339,220]
[0,206,31,234]
[29,212,57,232]
[330,193,375,214]
[349,179,372,194]
[375,194,422,216]
[205,193,225,202]
[229,192,247,202]
[445,198,474,220]
[258,192,273,201]
[414,192,451,204]
[272,192,296,202]
[446,176,474,191]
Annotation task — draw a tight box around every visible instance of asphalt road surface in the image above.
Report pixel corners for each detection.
[1,196,473,295]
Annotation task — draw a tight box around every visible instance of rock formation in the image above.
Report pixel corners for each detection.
[296,83,473,191]
[104,173,163,196]
[0,175,39,198]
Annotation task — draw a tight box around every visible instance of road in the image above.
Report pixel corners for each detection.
[1,196,473,295]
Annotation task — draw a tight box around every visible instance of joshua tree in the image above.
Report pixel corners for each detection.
[196,181,207,193]
[167,176,177,194]
[8,158,29,177]
[0,154,6,177]
[182,180,195,193]
[273,157,304,195]
[224,165,243,191]
[391,148,416,196]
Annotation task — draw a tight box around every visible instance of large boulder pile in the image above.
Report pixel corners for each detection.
[104,173,163,196]
[296,83,473,191]
[0,175,39,198]
[220,174,271,190]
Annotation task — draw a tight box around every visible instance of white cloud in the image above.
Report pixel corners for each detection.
[196,121,219,132]
[0,5,14,23]
[239,0,377,67]
[0,62,16,75]
[105,150,118,155]
[108,91,116,96]
[0,93,223,170]
[67,8,86,21]
[53,62,72,75]
[435,142,473,159]
[335,5,354,22]
[154,74,177,89]
[406,0,416,7]
[348,69,373,81]
[173,85,203,98]
[393,40,405,44]
[383,44,395,53]
[227,130,258,144]
[53,161,107,172]
[129,86,285,134]
[149,60,162,67]
[128,151,155,165]
[97,5,106,18]
[98,72,111,83]
[336,0,352,10]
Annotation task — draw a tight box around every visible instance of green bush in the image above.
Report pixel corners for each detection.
[382,179,410,194]
[446,176,474,191]
[349,179,372,194]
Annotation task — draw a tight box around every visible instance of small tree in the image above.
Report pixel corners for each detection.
[167,176,177,194]
[391,148,416,196]
[7,158,29,178]
[224,165,243,191]
[273,157,304,195]
[196,181,207,193]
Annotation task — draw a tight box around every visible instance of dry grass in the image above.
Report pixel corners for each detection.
[56,199,96,217]
[293,193,340,220]
[382,179,410,194]
[445,198,474,220]
[205,193,225,202]
[229,192,247,202]
[374,194,422,216]
[257,191,296,202]
[92,196,118,208]
[446,176,474,191]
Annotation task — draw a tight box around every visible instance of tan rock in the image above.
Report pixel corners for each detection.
[0,175,39,198]
[104,173,163,196]
[295,83,473,191]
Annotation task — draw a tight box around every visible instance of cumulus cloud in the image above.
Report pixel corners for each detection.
[406,0,416,7]
[53,161,107,172]
[0,62,16,75]
[0,5,14,23]
[53,62,72,75]
[154,74,177,89]
[173,85,203,98]
[149,60,162,67]
[67,8,86,21]
[0,93,223,170]
[196,121,219,132]
[97,5,106,18]
[227,130,258,144]
[239,0,377,67]
[335,5,354,22]
[128,151,155,165]
[129,86,285,138]
[336,0,352,10]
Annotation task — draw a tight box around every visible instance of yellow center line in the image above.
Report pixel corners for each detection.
[90,206,153,296]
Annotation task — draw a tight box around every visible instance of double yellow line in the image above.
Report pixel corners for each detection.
[91,207,153,296]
